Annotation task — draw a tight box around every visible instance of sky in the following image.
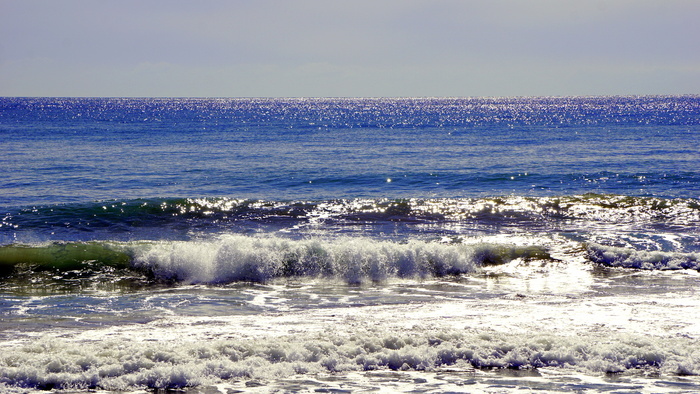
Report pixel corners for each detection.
[1,0,699,97]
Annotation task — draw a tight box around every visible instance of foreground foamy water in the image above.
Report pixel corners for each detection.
[2,254,700,393]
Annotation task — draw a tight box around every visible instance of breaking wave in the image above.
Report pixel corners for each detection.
[0,236,551,285]
[587,243,700,271]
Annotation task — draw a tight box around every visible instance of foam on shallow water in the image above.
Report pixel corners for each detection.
[0,327,698,392]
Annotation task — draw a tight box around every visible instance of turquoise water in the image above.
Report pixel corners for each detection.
[1,96,700,393]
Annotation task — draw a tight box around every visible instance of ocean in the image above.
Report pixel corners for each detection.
[1,96,699,393]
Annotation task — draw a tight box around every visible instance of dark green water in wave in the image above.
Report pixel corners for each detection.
[0,237,552,288]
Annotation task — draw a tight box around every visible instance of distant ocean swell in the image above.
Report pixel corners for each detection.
[4,194,699,234]
[1,328,698,391]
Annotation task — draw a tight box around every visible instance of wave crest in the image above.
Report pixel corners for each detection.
[132,236,549,284]
[587,243,700,271]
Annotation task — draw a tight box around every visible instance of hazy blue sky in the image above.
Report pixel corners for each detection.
[1,0,698,97]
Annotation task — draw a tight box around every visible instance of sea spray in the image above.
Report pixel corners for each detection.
[0,236,552,285]
[131,235,551,284]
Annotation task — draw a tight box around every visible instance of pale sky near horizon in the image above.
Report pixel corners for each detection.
[1,0,698,97]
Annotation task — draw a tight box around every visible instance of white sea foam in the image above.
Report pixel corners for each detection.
[1,327,698,391]
[587,243,700,271]
[130,235,549,284]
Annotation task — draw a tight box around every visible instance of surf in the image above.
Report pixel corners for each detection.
[0,236,552,285]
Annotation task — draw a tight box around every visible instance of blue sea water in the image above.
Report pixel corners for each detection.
[1,96,700,393]
[3,96,700,209]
